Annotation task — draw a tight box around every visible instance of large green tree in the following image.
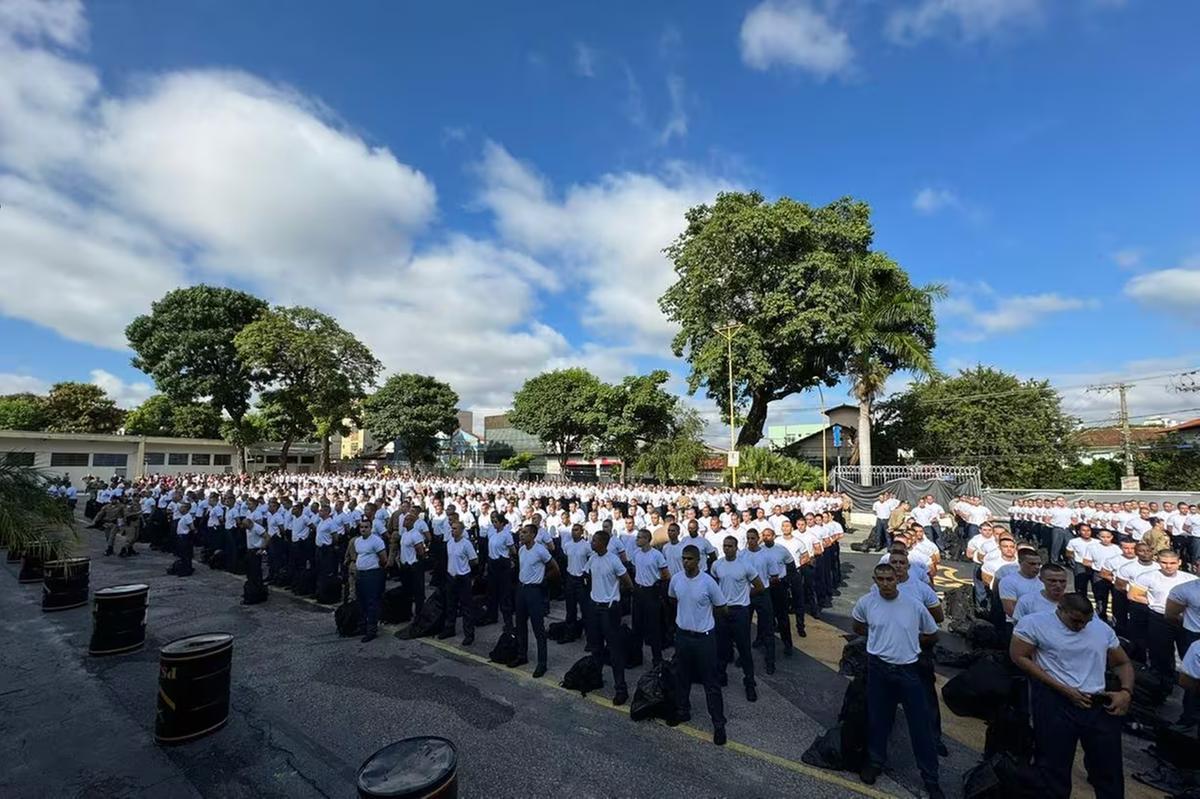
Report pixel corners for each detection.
[508,368,607,465]
[661,193,926,447]
[1134,435,1200,491]
[362,374,460,467]
[234,306,380,469]
[0,393,49,431]
[873,366,1075,487]
[725,447,825,490]
[845,261,942,484]
[598,370,678,478]
[126,285,268,467]
[43,382,124,434]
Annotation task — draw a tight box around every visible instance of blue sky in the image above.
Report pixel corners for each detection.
[2,0,1199,441]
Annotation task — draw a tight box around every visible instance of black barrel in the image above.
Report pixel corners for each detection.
[42,557,90,611]
[5,544,20,564]
[357,737,458,799]
[89,584,149,655]
[155,632,233,745]
[18,544,49,583]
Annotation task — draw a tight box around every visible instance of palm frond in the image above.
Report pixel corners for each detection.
[0,462,78,560]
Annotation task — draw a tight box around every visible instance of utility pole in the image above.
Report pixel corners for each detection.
[1087,381,1139,490]
[713,321,744,489]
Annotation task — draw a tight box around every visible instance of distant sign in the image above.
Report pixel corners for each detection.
[727,450,740,468]
[832,424,842,449]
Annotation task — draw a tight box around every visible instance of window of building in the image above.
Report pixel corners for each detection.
[191,453,211,466]
[92,453,128,467]
[144,451,165,466]
[213,454,232,466]
[3,452,35,467]
[299,455,316,464]
[167,453,189,466]
[50,452,89,467]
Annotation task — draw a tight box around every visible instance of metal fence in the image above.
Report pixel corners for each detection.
[832,464,982,495]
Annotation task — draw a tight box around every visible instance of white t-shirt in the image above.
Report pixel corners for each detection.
[851,591,938,666]
[998,572,1044,620]
[711,556,758,607]
[445,537,477,577]
[563,538,592,576]
[587,550,627,604]
[1012,611,1119,693]
[518,543,552,585]
[1134,570,1198,614]
[1168,579,1200,632]
[1181,640,1200,680]
[668,571,726,634]
[632,547,668,587]
[1012,591,1058,622]
[354,533,387,571]
[176,513,194,537]
[871,578,940,610]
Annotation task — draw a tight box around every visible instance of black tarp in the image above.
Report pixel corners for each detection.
[839,477,975,510]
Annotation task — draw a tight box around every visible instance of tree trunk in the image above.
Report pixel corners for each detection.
[319,433,331,472]
[858,398,872,486]
[735,389,770,448]
[229,411,247,474]
[279,438,292,471]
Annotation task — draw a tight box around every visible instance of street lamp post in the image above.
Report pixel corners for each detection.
[713,321,744,488]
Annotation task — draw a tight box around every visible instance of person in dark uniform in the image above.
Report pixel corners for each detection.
[668,544,729,745]
[561,523,593,645]
[587,529,633,705]
[712,535,765,702]
[513,524,558,677]
[759,528,795,657]
[241,516,267,604]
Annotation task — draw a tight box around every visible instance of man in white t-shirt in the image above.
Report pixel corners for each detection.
[998,548,1044,623]
[1012,563,1068,622]
[1166,577,1200,727]
[1010,593,1132,799]
[1132,549,1198,678]
[852,564,941,796]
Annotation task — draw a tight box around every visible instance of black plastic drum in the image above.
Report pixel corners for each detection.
[18,544,49,584]
[90,584,149,655]
[42,557,90,611]
[357,736,458,798]
[155,632,233,745]
[5,544,20,563]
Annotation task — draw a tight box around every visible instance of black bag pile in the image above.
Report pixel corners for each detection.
[336,600,363,637]
[397,592,445,640]
[548,619,583,644]
[380,586,411,624]
[488,631,519,664]
[562,654,605,696]
[801,675,868,772]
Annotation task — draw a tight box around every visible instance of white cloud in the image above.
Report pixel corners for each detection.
[912,186,960,215]
[475,141,733,352]
[1054,355,1200,427]
[1125,263,1200,314]
[574,42,596,78]
[939,287,1096,340]
[659,74,688,144]
[1111,248,1143,269]
[886,0,1044,43]
[0,0,86,48]
[89,368,154,409]
[0,373,50,395]
[739,0,854,78]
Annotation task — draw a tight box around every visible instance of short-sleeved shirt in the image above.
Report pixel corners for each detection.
[518,543,552,584]
[587,550,627,604]
[1168,579,1200,633]
[871,578,941,610]
[488,527,515,560]
[1012,610,1119,693]
[1182,640,1200,680]
[176,513,194,537]
[711,556,758,607]
[668,571,726,633]
[245,522,266,550]
[1135,570,1198,614]
[354,533,387,571]
[1012,591,1057,622]
[399,529,426,565]
[743,547,777,586]
[998,572,1044,620]
[446,537,477,576]
[289,515,311,541]
[563,538,592,576]
[632,547,668,587]
[851,591,938,665]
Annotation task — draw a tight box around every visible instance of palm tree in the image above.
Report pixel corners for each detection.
[846,262,944,486]
[0,462,77,561]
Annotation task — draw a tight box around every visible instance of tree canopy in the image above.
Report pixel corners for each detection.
[1135,435,1200,492]
[362,373,459,466]
[124,394,222,439]
[234,305,380,468]
[0,393,49,431]
[661,193,930,447]
[43,382,124,434]
[632,403,708,483]
[126,285,268,424]
[726,447,824,490]
[874,366,1076,487]
[508,368,607,464]
[598,370,678,469]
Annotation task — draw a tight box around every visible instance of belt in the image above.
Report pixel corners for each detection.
[677,629,713,637]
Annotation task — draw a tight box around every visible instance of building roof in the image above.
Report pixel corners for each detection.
[1167,417,1200,432]
[0,429,230,447]
[1072,425,1167,450]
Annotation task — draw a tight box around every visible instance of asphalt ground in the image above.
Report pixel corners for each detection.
[0,517,1168,799]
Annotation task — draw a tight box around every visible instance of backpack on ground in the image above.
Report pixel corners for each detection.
[242,580,269,606]
[630,661,678,723]
[316,573,341,605]
[404,592,446,640]
[381,585,411,624]
[942,654,1011,721]
[489,631,519,664]
[336,600,363,637]
[292,568,316,597]
[561,654,605,696]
